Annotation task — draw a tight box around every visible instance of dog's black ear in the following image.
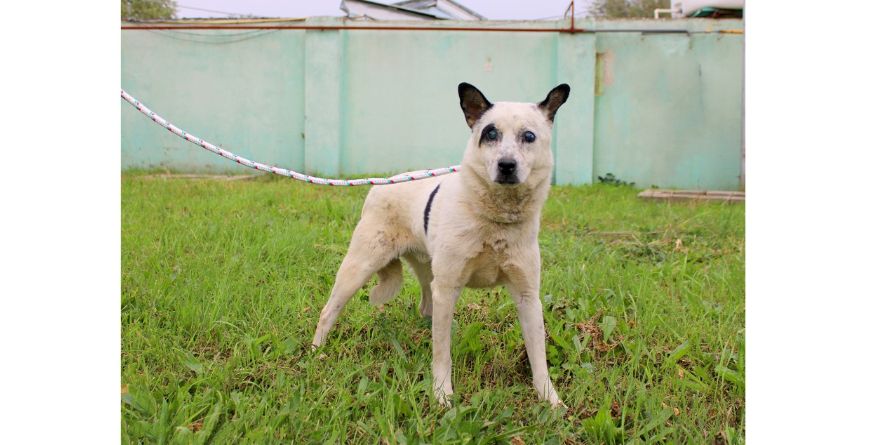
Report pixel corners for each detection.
[458,83,493,129]
[538,84,570,122]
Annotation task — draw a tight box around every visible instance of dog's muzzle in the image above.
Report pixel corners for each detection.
[495,159,519,184]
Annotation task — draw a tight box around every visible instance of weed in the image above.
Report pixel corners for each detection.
[597,173,636,187]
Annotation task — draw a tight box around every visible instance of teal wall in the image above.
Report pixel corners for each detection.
[122,18,743,189]
[122,29,306,173]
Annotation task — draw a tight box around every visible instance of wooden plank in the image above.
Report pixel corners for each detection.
[638,189,744,203]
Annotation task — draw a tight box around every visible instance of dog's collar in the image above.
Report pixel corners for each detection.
[423,184,441,234]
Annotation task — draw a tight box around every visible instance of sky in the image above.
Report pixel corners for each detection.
[176,0,584,21]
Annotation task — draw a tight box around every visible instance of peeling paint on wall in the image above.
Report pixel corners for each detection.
[595,50,615,96]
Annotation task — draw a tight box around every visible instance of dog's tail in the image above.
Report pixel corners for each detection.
[369,259,403,306]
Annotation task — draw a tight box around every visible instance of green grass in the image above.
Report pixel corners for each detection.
[122,173,744,444]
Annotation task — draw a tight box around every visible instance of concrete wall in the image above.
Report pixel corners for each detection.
[122,18,744,189]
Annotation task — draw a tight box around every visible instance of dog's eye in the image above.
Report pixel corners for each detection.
[482,126,498,142]
[523,131,536,143]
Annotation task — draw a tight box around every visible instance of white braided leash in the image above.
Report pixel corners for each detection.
[121,89,460,185]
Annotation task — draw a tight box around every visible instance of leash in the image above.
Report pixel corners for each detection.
[121,89,460,186]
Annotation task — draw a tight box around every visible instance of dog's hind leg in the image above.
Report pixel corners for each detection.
[312,233,397,347]
[404,255,433,318]
[369,259,403,306]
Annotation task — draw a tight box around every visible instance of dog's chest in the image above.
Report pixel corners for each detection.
[464,238,510,288]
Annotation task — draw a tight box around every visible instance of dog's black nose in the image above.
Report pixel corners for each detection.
[497,159,517,175]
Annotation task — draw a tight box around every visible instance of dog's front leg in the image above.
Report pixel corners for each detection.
[507,282,563,408]
[505,248,564,408]
[431,281,461,406]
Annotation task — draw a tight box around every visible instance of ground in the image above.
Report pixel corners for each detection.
[121,173,745,444]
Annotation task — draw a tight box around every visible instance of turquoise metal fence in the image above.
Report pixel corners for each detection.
[122,18,744,189]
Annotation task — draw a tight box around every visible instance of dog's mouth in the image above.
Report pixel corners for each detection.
[494,174,520,185]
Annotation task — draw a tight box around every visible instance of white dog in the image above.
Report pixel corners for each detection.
[312,83,570,407]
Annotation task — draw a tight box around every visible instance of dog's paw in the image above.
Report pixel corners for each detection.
[543,394,567,410]
[437,396,453,408]
[434,390,453,408]
[551,400,568,411]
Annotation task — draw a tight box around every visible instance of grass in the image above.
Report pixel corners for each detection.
[121,173,745,444]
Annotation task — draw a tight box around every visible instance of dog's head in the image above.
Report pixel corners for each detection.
[458,82,569,187]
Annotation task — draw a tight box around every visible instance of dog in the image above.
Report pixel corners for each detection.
[311,82,570,407]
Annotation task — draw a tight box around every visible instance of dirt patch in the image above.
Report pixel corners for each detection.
[189,419,204,432]
[138,173,257,181]
[575,312,621,353]
[610,398,622,418]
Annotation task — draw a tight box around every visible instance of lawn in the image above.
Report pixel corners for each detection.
[121,173,745,444]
